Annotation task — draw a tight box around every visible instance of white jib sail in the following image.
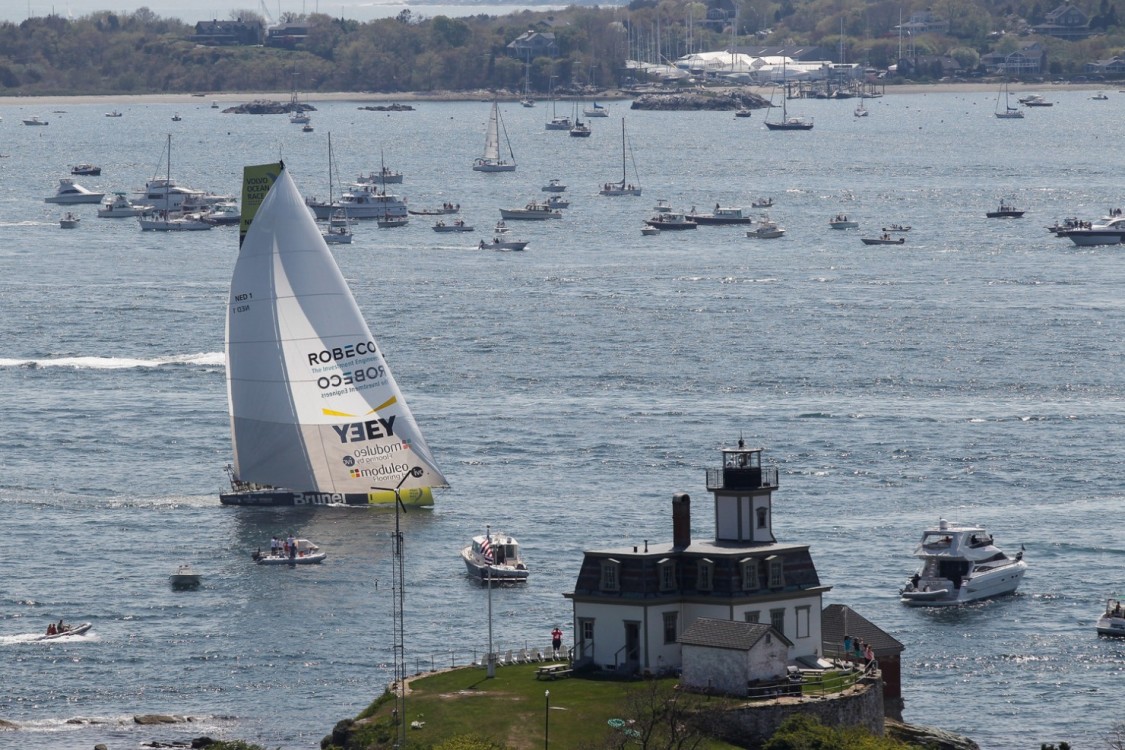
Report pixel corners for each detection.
[482,102,501,162]
[226,165,448,494]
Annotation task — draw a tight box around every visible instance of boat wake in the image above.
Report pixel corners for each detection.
[0,630,99,645]
[0,352,224,370]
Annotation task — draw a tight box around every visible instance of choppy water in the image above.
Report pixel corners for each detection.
[2,91,1125,749]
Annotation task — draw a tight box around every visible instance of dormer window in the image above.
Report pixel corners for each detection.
[601,559,620,591]
[767,555,784,588]
[740,557,759,591]
[697,559,713,591]
[659,559,677,592]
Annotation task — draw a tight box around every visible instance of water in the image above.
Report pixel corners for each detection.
[2,91,1125,749]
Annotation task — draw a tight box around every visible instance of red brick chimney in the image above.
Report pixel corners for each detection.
[672,493,691,550]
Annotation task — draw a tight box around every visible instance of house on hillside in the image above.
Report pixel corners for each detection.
[1084,55,1125,76]
[265,22,310,49]
[565,439,831,676]
[893,11,950,34]
[981,42,1047,75]
[1033,4,1090,39]
[191,18,263,46]
[507,30,558,60]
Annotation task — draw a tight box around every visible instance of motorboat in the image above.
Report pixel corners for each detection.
[105,110,123,117]
[38,622,92,640]
[689,205,754,225]
[71,163,101,176]
[861,235,905,245]
[542,179,567,193]
[45,179,104,204]
[986,201,1025,218]
[644,212,697,230]
[138,211,213,231]
[59,212,80,229]
[735,108,753,118]
[306,184,408,221]
[322,224,353,244]
[1018,94,1053,107]
[1056,216,1125,246]
[22,116,48,126]
[653,199,672,213]
[433,219,474,232]
[544,195,569,210]
[751,197,774,208]
[499,201,562,220]
[356,166,404,185]
[461,531,529,582]
[98,192,152,218]
[882,224,912,232]
[408,203,459,216]
[900,519,1027,607]
[1092,92,1110,100]
[302,123,314,133]
[1096,599,1125,636]
[481,221,528,251]
[170,563,202,589]
[746,216,785,239]
[289,110,311,124]
[171,114,182,121]
[641,225,660,236]
[377,216,409,228]
[828,213,858,229]
[253,538,326,565]
[201,201,241,226]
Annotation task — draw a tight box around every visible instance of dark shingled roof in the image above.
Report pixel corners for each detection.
[679,617,793,650]
[821,604,904,656]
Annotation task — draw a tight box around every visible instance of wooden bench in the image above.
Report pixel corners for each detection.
[536,664,572,680]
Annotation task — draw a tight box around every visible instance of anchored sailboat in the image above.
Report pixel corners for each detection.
[764,67,813,131]
[599,118,641,196]
[473,100,517,172]
[220,162,448,507]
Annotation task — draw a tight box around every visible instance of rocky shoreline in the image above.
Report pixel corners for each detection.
[630,91,771,111]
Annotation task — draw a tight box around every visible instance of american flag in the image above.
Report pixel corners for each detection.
[480,535,494,563]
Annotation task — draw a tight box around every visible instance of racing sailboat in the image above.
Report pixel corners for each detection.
[472,100,517,172]
[220,162,448,507]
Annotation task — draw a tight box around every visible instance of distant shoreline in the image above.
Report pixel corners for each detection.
[0,81,1112,107]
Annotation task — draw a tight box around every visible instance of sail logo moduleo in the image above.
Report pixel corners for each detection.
[349,463,411,480]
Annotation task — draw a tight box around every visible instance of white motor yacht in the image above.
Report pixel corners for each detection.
[1096,599,1125,636]
[499,201,562,220]
[900,519,1027,606]
[1057,216,1125,246]
[45,179,104,204]
[170,563,202,589]
[138,211,213,231]
[461,531,529,581]
[828,213,859,229]
[306,184,408,221]
[747,216,785,239]
[201,202,241,226]
[59,212,81,229]
[98,192,152,218]
[253,538,326,565]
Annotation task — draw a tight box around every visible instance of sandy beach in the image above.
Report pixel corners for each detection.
[0,81,1112,108]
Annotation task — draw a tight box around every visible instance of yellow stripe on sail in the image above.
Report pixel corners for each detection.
[321,396,397,419]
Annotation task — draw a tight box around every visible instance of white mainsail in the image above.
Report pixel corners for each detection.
[482,102,501,162]
[226,164,447,499]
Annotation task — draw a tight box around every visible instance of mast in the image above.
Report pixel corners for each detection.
[620,118,626,185]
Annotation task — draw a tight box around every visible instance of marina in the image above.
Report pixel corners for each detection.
[3,90,1125,750]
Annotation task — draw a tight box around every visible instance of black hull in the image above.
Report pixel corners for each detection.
[765,122,814,131]
[691,216,753,225]
[220,487,434,507]
[987,211,1024,218]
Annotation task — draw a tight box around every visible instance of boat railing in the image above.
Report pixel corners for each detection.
[706,465,778,491]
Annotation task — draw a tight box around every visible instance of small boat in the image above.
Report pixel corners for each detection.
[1096,599,1125,636]
[986,201,1025,218]
[861,235,905,245]
[45,179,104,204]
[653,199,672,213]
[544,87,571,131]
[828,213,858,229]
[105,110,123,117]
[356,166,404,185]
[22,116,48,126]
[302,123,314,133]
[253,538,327,565]
[995,83,1024,119]
[1018,93,1053,107]
[644,212,697,230]
[473,100,517,172]
[764,69,814,130]
[170,563,202,589]
[499,201,562,220]
[202,201,241,226]
[854,102,869,117]
[689,205,754,225]
[599,119,642,196]
[322,224,353,244]
[544,195,569,209]
[1057,216,1125,246]
[542,179,567,193]
[461,530,529,582]
[71,163,101,176]
[882,224,911,232]
[482,221,528,250]
[569,118,592,137]
[38,622,92,640]
[98,192,152,218]
[900,519,1026,607]
[171,114,183,122]
[59,212,81,229]
[641,225,660,236]
[751,197,774,208]
[138,211,214,231]
[583,101,610,117]
[433,219,474,232]
[289,110,311,124]
[734,108,753,118]
[408,203,459,216]
[377,216,408,228]
[746,216,785,239]
[211,101,220,108]
[1091,92,1110,100]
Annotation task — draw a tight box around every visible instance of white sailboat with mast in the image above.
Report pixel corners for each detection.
[220,161,447,507]
[599,118,641,196]
[321,134,352,245]
[994,81,1024,119]
[473,100,517,172]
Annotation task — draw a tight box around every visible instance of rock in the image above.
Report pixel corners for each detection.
[190,737,215,748]
[630,91,769,111]
[133,714,181,725]
[95,745,108,750]
[885,718,980,750]
[222,100,316,115]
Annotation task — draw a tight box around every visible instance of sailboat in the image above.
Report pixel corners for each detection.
[994,82,1024,119]
[137,134,213,231]
[599,119,641,196]
[219,162,448,507]
[520,63,535,107]
[321,134,352,245]
[473,100,517,172]
[545,78,571,130]
[764,75,814,131]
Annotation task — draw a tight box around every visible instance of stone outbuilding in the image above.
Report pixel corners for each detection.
[679,617,793,696]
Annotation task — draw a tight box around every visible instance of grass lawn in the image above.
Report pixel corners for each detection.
[348,663,746,750]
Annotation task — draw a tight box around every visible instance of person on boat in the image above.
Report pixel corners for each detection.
[57,619,67,633]
[551,626,563,658]
[46,623,57,636]
[287,534,297,560]
[479,240,486,249]
[270,536,280,557]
